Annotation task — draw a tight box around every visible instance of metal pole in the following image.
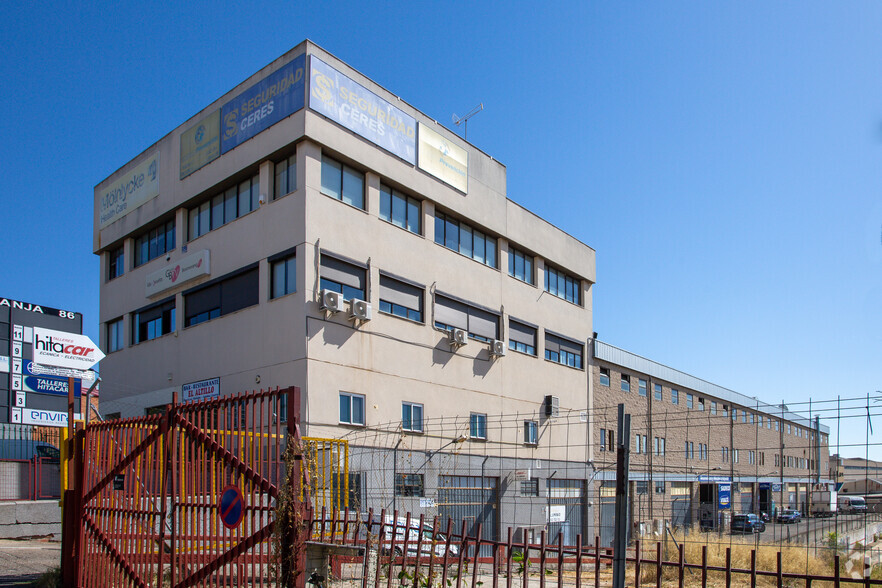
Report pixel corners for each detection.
[612,404,631,588]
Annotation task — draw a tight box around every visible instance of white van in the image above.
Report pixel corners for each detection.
[373,515,459,558]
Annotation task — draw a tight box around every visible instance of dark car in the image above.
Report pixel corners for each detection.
[776,509,801,524]
[731,513,766,534]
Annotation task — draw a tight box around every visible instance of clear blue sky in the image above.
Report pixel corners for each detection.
[1,2,879,458]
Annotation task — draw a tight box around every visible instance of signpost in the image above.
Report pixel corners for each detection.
[219,485,245,529]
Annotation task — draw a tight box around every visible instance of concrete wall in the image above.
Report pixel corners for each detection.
[0,501,60,539]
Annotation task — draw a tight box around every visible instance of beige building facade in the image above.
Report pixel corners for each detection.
[94,41,596,542]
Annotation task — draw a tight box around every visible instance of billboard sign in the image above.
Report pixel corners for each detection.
[718,483,731,509]
[17,407,81,427]
[309,57,416,164]
[221,54,306,153]
[182,377,220,403]
[418,123,468,193]
[22,361,82,397]
[180,110,220,178]
[98,152,160,229]
[32,327,104,370]
[146,250,210,297]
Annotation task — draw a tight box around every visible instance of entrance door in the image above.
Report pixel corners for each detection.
[546,479,585,546]
[698,483,717,530]
[438,475,498,555]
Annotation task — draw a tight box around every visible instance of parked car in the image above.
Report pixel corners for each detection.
[366,515,459,558]
[731,513,766,534]
[776,509,801,524]
[0,440,60,462]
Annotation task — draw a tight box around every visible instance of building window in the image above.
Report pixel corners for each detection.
[320,255,366,302]
[722,447,729,463]
[638,379,647,397]
[188,174,259,240]
[379,275,423,322]
[543,265,580,305]
[274,152,296,199]
[654,383,662,401]
[655,481,666,494]
[635,481,648,495]
[339,392,365,426]
[185,267,259,326]
[380,184,420,234]
[599,428,606,451]
[775,420,779,432]
[605,429,615,451]
[671,389,678,404]
[743,411,748,423]
[544,333,583,368]
[508,320,536,355]
[434,211,497,268]
[599,367,610,387]
[748,450,755,465]
[434,295,499,343]
[270,253,296,299]
[107,318,124,352]
[750,413,755,425]
[685,441,694,460]
[508,246,534,285]
[734,449,739,464]
[699,443,707,460]
[654,436,665,456]
[402,402,423,433]
[134,219,175,267]
[394,473,424,497]
[521,479,539,496]
[470,413,487,439]
[524,420,538,445]
[133,299,175,344]
[108,246,124,280]
[710,401,717,415]
[698,398,705,411]
[686,394,694,409]
[321,156,364,209]
[670,482,689,496]
[621,374,630,392]
[732,408,738,422]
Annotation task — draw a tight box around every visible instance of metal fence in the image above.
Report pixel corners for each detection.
[0,424,61,500]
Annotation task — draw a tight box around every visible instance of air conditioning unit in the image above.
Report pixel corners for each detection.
[544,395,560,418]
[448,328,467,347]
[350,299,372,321]
[320,289,345,313]
[490,340,506,357]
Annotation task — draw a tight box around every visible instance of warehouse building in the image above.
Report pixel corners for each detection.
[94,40,596,543]
[591,339,832,542]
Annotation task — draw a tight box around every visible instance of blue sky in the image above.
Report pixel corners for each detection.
[1,2,879,458]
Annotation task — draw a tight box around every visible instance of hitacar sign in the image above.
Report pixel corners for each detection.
[32,327,104,370]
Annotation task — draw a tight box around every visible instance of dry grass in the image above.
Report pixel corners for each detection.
[629,532,842,587]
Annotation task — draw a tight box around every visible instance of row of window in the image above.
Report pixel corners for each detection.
[599,367,820,439]
[107,151,586,313]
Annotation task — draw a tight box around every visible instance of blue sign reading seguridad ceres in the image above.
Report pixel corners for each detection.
[220,54,306,153]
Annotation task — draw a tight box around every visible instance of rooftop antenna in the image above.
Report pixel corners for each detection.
[452,103,483,141]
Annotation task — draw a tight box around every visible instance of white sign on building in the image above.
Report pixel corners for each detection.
[182,377,220,402]
[32,327,104,370]
[146,250,210,297]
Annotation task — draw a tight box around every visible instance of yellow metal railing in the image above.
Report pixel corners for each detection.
[302,437,350,511]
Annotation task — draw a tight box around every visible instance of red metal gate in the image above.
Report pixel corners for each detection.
[70,386,307,587]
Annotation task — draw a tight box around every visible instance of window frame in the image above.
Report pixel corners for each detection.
[320,255,367,302]
[599,367,610,387]
[380,183,421,235]
[394,473,425,497]
[470,412,487,440]
[508,319,536,356]
[134,219,176,267]
[524,420,538,445]
[339,392,366,426]
[638,379,647,397]
[507,246,535,285]
[132,298,175,344]
[188,174,260,240]
[402,402,424,433]
[544,332,583,369]
[184,265,259,327]
[543,264,581,305]
[621,374,630,392]
[106,318,124,352]
[107,246,124,281]
[321,155,365,209]
[379,274,423,323]
[274,152,297,200]
[270,253,297,299]
[433,211,497,269]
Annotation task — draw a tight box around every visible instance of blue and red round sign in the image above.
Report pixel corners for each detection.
[218,485,245,529]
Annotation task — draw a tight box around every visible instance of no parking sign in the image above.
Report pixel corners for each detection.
[219,485,245,529]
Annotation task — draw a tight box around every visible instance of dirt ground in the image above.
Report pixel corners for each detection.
[0,538,60,587]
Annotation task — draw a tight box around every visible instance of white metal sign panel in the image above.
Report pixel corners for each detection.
[0,355,8,373]
[20,408,81,427]
[545,505,566,523]
[181,377,220,402]
[28,361,95,382]
[146,250,210,297]
[32,327,104,370]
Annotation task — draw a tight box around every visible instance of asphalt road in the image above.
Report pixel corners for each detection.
[0,539,60,587]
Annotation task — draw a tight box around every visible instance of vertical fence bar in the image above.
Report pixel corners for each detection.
[557,533,564,588]
[834,554,840,588]
[655,542,661,588]
[725,547,731,588]
[505,527,513,588]
[750,549,756,588]
[701,545,707,588]
[472,523,482,588]
[456,519,468,588]
[539,530,547,588]
[575,534,583,588]
[635,539,641,588]
[777,551,782,588]
[677,544,684,588]
[440,517,452,588]
[594,536,600,588]
[523,531,531,588]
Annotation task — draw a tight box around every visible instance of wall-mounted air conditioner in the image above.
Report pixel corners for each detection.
[320,289,345,313]
[449,328,467,347]
[491,340,506,357]
[350,299,372,321]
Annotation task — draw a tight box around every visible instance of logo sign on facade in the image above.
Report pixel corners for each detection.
[221,54,306,153]
[98,151,160,229]
[32,327,104,371]
[309,57,416,164]
[512,469,530,482]
[545,505,566,523]
[180,110,220,178]
[419,497,436,508]
[718,483,731,509]
[219,485,245,529]
[759,482,771,490]
[418,122,468,193]
[698,474,731,483]
[145,250,210,297]
[19,408,81,427]
[22,361,82,397]
[27,361,95,383]
[182,377,220,403]
[772,483,783,492]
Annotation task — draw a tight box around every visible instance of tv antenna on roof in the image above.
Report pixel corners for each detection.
[452,103,483,141]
